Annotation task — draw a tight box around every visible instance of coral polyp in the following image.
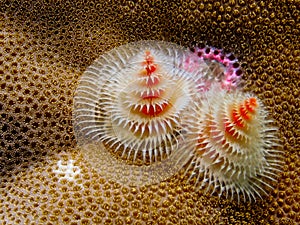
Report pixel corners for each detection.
[182,85,283,202]
[73,40,197,186]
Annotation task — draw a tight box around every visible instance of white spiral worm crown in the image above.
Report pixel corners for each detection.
[73,40,207,186]
[180,84,283,202]
[73,40,283,197]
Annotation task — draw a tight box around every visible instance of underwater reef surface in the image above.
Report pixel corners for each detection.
[0,0,299,224]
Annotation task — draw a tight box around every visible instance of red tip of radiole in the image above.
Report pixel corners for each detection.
[142,50,157,75]
[139,102,169,117]
[135,51,170,117]
[224,97,259,139]
[234,97,258,126]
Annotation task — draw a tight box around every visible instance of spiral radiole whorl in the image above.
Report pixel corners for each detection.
[73,40,199,186]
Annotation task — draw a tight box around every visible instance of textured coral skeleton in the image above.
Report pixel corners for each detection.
[0,0,299,224]
[53,159,82,182]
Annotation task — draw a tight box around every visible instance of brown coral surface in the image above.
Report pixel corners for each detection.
[0,0,299,224]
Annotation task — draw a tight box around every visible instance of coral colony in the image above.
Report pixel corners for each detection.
[73,40,283,202]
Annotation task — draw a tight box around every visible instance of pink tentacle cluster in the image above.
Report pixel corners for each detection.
[185,44,243,91]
